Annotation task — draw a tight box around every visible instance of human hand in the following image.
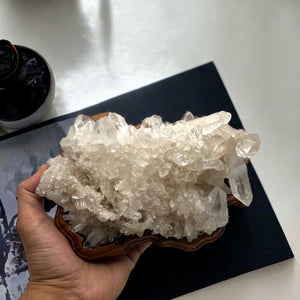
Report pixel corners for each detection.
[17,165,151,300]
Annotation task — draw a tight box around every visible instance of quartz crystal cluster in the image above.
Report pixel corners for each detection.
[36,111,260,247]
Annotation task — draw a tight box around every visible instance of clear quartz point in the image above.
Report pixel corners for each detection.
[108,112,128,136]
[208,187,228,226]
[182,111,195,122]
[36,111,259,245]
[228,156,253,206]
[236,133,260,158]
[197,111,232,135]
[141,115,163,129]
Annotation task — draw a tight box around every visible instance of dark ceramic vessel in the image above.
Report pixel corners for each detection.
[0,39,55,131]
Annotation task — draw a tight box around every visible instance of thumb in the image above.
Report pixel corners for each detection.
[18,164,49,194]
[17,164,50,236]
[17,164,49,212]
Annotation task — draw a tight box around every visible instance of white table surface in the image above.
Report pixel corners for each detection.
[1,0,299,299]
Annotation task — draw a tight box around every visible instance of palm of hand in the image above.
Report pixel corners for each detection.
[17,165,149,300]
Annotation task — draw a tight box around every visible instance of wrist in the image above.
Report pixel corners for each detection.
[21,282,80,300]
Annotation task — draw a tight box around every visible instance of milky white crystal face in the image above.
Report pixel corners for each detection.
[36,111,259,247]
